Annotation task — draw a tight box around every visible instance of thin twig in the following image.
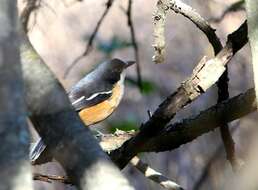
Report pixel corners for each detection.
[169,0,222,53]
[131,157,184,190]
[126,0,142,89]
[20,0,40,33]
[64,0,115,78]
[147,110,152,118]
[33,173,72,184]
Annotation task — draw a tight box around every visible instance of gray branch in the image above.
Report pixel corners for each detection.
[0,0,33,189]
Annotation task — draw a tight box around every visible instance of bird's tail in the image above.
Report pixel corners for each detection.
[30,138,53,165]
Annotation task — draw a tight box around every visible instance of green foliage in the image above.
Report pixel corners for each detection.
[109,119,138,133]
[20,44,39,62]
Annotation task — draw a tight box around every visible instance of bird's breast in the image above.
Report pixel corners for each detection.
[79,81,124,126]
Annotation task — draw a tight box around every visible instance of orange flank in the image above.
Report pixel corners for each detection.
[79,82,124,126]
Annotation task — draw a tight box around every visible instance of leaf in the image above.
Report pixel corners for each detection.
[109,119,138,133]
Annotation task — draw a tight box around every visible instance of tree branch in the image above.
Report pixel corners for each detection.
[152,0,170,64]
[33,173,72,184]
[170,0,222,54]
[0,0,33,189]
[110,21,248,168]
[126,0,142,89]
[100,88,255,155]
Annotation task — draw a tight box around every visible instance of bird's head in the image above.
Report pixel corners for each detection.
[108,58,135,73]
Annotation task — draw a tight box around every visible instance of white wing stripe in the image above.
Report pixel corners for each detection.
[85,90,112,101]
[72,96,85,105]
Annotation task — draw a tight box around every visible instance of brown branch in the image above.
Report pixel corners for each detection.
[126,0,142,89]
[139,88,255,152]
[33,173,72,184]
[109,21,248,169]
[64,0,115,77]
[101,88,256,154]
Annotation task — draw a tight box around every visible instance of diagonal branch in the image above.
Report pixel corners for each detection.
[64,0,115,77]
[143,88,255,153]
[0,1,33,189]
[100,88,255,154]
[110,21,248,169]
[130,157,184,190]
[169,0,222,54]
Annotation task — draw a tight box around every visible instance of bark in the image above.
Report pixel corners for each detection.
[0,1,33,189]
[110,21,248,169]
[246,0,258,107]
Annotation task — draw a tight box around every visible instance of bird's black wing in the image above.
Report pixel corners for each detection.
[69,90,112,111]
[68,70,120,111]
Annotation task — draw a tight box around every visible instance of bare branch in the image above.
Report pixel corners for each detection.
[152,0,170,64]
[140,88,256,152]
[64,0,115,77]
[169,0,222,54]
[33,173,72,184]
[126,0,142,89]
[110,21,248,169]
[101,88,255,154]
[0,1,33,189]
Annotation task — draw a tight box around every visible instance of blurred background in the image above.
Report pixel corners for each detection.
[20,0,258,189]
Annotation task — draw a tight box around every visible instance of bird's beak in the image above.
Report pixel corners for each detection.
[125,61,135,67]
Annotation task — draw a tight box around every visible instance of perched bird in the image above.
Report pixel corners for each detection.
[30,58,134,164]
[69,58,135,125]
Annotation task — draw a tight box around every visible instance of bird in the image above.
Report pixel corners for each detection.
[30,58,135,164]
[69,58,135,126]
